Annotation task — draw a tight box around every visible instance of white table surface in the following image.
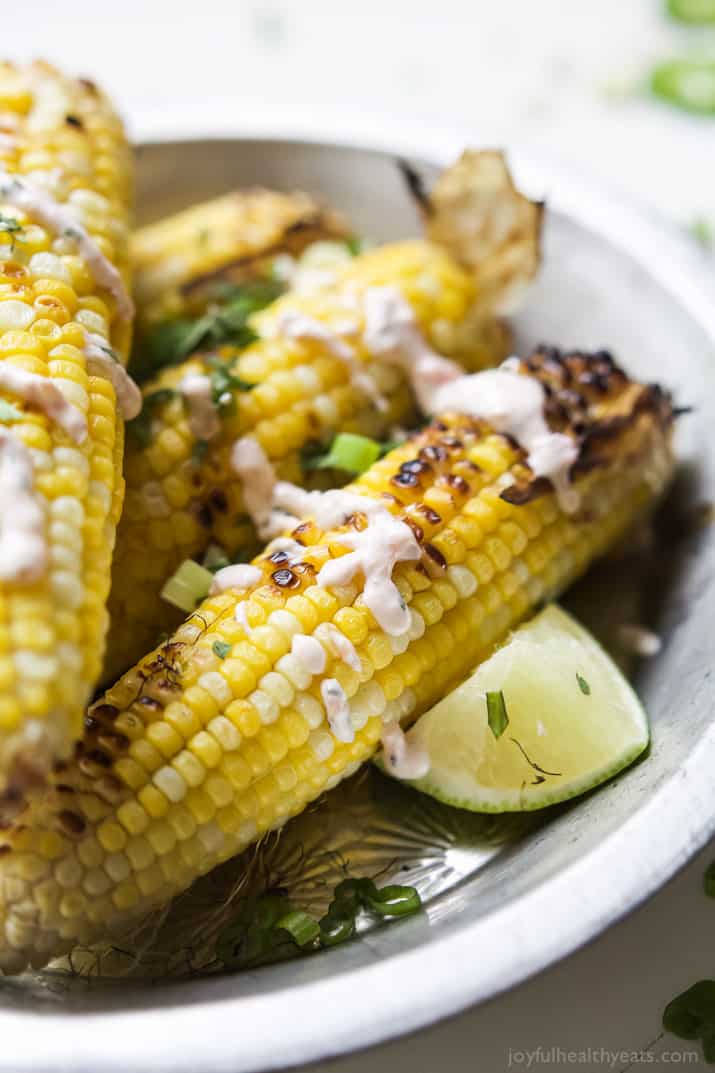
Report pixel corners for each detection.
[8,2,715,1069]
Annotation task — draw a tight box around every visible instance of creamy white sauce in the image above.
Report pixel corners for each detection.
[179,372,221,442]
[230,436,282,541]
[321,678,353,743]
[0,429,47,583]
[275,309,387,411]
[83,332,141,420]
[232,437,420,636]
[0,364,87,443]
[318,623,362,672]
[291,633,327,675]
[362,286,462,413]
[380,722,430,780]
[618,624,662,657]
[317,506,420,635]
[234,603,254,634]
[0,170,133,321]
[432,365,580,513]
[209,563,262,595]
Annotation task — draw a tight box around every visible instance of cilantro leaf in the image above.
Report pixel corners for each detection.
[131,279,283,384]
[486,690,509,739]
[0,213,22,237]
[212,641,231,660]
[663,980,715,1061]
[576,673,591,696]
[203,353,254,412]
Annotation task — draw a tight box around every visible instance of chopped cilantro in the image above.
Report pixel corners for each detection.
[344,236,363,256]
[203,353,254,412]
[126,388,176,447]
[576,673,591,696]
[0,213,22,237]
[663,980,715,1062]
[212,641,231,660]
[0,399,23,423]
[131,279,283,383]
[486,690,509,739]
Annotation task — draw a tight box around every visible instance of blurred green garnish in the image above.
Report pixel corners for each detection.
[666,0,715,23]
[651,59,715,115]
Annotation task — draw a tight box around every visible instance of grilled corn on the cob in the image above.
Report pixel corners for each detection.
[106,152,541,682]
[0,348,673,973]
[0,62,133,793]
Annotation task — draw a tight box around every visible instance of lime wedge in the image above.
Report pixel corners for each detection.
[380,604,650,812]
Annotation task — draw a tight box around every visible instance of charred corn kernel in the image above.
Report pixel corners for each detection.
[0,62,133,793]
[0,350,673,972]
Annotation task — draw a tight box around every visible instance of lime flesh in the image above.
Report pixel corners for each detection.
[384,604,650,812]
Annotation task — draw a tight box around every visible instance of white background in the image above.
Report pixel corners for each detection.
[8,2,715,1069]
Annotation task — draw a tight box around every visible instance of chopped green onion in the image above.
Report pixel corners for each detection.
[160,559,213,612]
[576,673,591,696]
[318,912,356,947]
[345,236,363,256]
[0,399,23,423]
[486,690,509,739]
[363,883,422,917]
[212,641,231,660]
[651,59,715,116]
[310,433,382,475]
[276,910,321,947]
[666,0,715,23]
[216,875,422,971]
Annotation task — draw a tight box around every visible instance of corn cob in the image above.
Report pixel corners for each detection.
[105,239,512,683]
[0,62,133,794]
[0,348,674,973]
[131,188,348,335]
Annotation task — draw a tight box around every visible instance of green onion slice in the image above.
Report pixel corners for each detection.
[160,559,213,612]
[666,0,715,24]
[651,59,715,115]
[317,433,382,475]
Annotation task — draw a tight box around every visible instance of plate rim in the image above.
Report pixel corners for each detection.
[3,128,714,1073]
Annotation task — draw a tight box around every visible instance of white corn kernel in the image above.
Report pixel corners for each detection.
[153,766,187,803]
[258,671,294,707]
[448,564,478,598]
[275,653,312,691]
[293,693,324,729]
[249,689,279,725]
[0,300,34,331]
